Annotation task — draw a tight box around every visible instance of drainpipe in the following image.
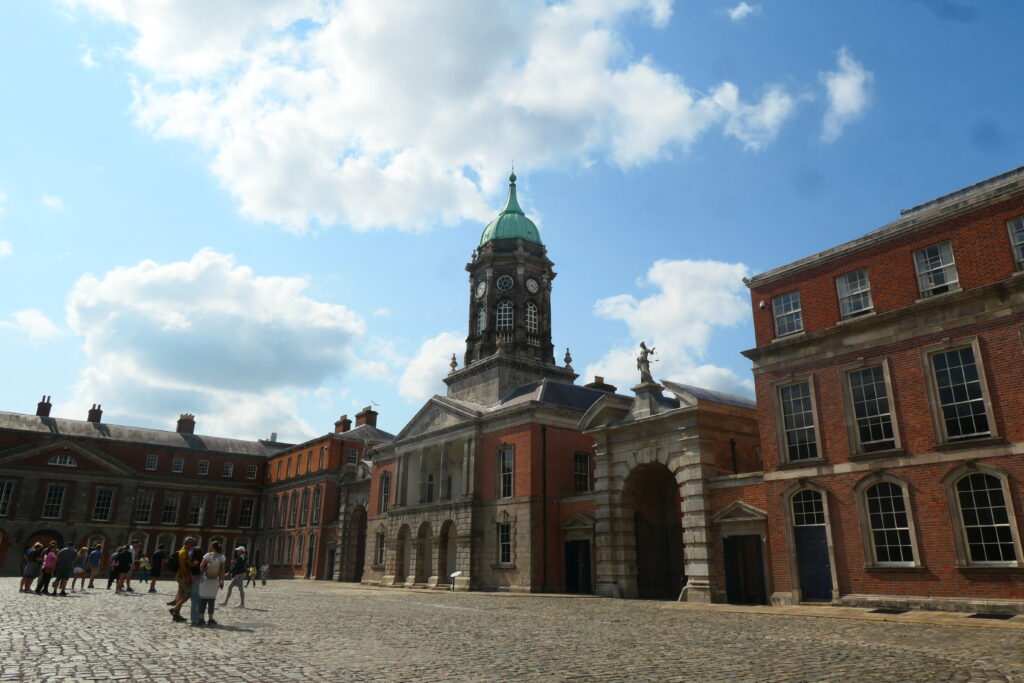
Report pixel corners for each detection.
[541,424,548,592]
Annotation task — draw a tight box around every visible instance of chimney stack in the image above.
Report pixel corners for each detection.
[176,413,196,434]
[334,414,352,433]
[269,432,278,443]
[355,405,377,428]
[584,376,618,393]
[87,404,103,423]
[36,395,52,417]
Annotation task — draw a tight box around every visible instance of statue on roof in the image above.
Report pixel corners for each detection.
[637,341,656,384]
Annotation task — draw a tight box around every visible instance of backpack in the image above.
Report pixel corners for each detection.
[205,556,222,579]
[166,551,179,572]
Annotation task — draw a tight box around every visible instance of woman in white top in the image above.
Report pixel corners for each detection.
[197,541,227,626]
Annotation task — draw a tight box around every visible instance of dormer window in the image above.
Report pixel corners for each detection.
[48,454,77,467]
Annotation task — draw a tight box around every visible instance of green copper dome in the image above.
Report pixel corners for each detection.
[479,173,542,247]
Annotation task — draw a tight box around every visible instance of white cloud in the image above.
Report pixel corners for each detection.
[726,2,760,21]
[1,309,62,340]
[80,47,99,68]
[398,331,464,402]
[42,195,65,211]
[372,308,390,318]
[584,259,753,396]
[63,248,365,440]
[0,241,11,258]
[821,47,873,143]
[69,0,801,232]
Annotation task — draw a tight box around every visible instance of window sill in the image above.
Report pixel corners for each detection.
[491,564,516,570]
[955,564,1024,574]
[863,564,926,572]
[777,457,826,470]
[848,448,906,462]
[371,564,385,570]
[914,286,963,304]
[933,436,1004,452]
[773,330,806,343]
[837,310,876,326]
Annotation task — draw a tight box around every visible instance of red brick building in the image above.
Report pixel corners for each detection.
[261,407,392,581]
[0,401,277,572]
[743,167,1024,612]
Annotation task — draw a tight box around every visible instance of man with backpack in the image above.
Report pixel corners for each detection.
[167,537,202,624]
[149,544,168,593]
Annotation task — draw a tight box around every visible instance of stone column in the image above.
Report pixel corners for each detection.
[440,443,450,501]
[677,437,715,603]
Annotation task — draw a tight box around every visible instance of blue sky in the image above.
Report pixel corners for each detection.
[0,0,1021,442]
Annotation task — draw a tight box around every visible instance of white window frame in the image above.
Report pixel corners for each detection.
[188,496,206,526]
[172,456,184,473]
[944,464,1023,568]
[134,490,154,524]
[525,302,539,335]
[246,464,258,480]
[197,459,210,476]
[477,306,487,333]
[213,497,230,527]
[921,338,997,445]
[222,462,234,478]
[311,488,321,524]
[1007,215,1024,271]
[498,446,514,499]
[348,447,359,464]
[378,472,391,514]
[854,474,920,568]
[145,454,158,471]
[42,484,66,519]
[497,521,513,566]
[0,480,13,516]
[773,376,822,464]
[161,492,181,524]
[573,452,591,493]
[496,300,513,331]
[238,499,255,528]
[836,268,873,319]
[914,241,960,298]
[47,454,76,467]
[300,489,310,526]
[289,492,298,527]
[841,359,901,456]
[374,530,386,567]
[772,291,803,337]
[92,488,114,522]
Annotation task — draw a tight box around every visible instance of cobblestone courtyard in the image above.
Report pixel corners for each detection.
[2,578,1023,681]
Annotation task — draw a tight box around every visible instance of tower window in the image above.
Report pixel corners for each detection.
[477,306,487,333]
[496,301,513,331]
[525,303,538,334]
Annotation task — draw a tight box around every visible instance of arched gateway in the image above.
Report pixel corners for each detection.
[624,462,684,599]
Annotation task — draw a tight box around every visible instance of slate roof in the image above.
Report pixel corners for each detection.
[495,378,623,413]
[342,423,396,443]
[661,380,757,411]
[0,411,282,456]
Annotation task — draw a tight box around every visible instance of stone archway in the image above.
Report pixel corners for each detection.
[623,462,684,599]
[26,529,64,552]
[414,521,432,584]
[394,525,411,584]
[437,520,457,586]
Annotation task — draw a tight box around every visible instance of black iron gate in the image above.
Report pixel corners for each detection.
[634,513,683,599]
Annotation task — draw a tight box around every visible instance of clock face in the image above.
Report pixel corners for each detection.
[496,275,514,292]
[475,280,486,298]
[526,278,539,294]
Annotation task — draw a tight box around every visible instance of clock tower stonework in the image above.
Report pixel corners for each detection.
[444,174,577,404]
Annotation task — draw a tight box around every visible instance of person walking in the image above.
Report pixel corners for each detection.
[149,545,168,593]
[260,563,269,586]
[113,546,133,593]
[198,541,227,626]
[169,537,201,623]
[139,554,151,583]
[221,546,248,608]
[245,564,257,588]
[125,540,140,592]
[54,542,77,596]
[87,544,102,588]
[36,542,58,595]
[71,547,89,591]
[21,542,43,593]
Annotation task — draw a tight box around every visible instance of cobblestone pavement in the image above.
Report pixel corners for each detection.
[2,578,1024,682]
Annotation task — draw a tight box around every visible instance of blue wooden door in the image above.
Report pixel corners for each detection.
[794,525,831,601]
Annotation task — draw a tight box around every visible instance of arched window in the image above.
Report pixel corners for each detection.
[791,489,824,526]
[295,535,304,566]
[477,306,487,333]
[864,481,915,565]
[300,489,310,526]
[274,536,282,564]
[379,472,391,514]
[496,301,513,331]
[525,303,538,334]
[956,473,1017,564]
[285,536,293,565]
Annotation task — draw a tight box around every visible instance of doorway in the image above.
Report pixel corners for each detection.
[792,489,832,601]
[564,540,592,594]
[625,463,684,599]
[722,535,767,604]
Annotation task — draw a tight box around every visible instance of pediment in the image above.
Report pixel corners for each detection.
[394,397,480,442]
[561,512,595,530]
[578,394,632,431]
[711,501,767,524]
[0,438,139,478]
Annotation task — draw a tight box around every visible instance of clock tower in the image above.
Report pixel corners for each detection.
[444,173,577,404]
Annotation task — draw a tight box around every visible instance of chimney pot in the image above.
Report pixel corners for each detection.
[270,432,278,442]
[87,404,103,423]
[355,405,378,428]
[334,414,352,433]
[176,413,196,434]
[36,395,53,417]
[585,377,618,394]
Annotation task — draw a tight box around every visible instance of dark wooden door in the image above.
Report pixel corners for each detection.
[634,513,683,599]
[564,540,592,594]
[723,535,767,605]
[794,526,831,601]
